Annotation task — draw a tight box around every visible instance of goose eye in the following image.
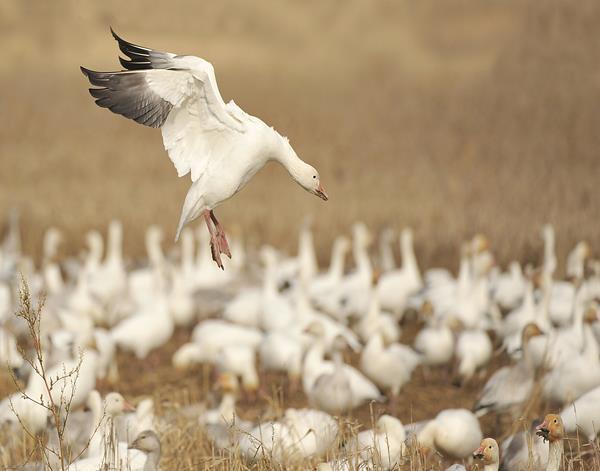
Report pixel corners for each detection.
[313,175,316,179]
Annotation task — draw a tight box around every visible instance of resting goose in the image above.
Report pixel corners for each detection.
[238,408,337,465]
[345,415,406,470]
[81,30,327,268]
[416,408,483,459]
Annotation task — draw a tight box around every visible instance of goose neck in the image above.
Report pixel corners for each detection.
[328,241,347,280]
[547,439,563,471]
[400,231,419,277]
[144,449,161,471]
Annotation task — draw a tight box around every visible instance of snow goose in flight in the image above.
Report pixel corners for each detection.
[81,29,328,269]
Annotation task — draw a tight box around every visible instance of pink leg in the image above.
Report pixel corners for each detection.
[203,210,224,270]
[210,210,231,259]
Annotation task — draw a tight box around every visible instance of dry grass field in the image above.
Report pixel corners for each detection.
[1,0,599,266]
[1,1,600,470]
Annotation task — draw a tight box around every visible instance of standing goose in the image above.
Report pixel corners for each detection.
[81,30,328,269]
[474,323,544,417]
[535,414,565,471]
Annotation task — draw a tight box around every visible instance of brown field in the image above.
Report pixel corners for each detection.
[1,0,599,267]
[1,1,600,469]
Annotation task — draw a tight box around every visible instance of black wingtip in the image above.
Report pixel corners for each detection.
[80,66,90,78]
[110,26,121,42]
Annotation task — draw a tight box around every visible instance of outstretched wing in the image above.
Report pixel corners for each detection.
[81,29,246,181]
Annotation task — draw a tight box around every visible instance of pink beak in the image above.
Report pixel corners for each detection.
[473,445,484,459]
[123,401,136,413]
[315,182,328,201]
[536,420,548,431]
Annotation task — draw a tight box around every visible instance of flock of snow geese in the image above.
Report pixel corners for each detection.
[0,214,599,470]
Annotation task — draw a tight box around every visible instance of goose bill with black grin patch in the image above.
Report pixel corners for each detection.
[536,427,550,442]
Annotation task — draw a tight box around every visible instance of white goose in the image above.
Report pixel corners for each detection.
[89,220,127,307]
[535,414,565,471]
[500,418,548,470]
[491,261,525,310]
[111,271,173,359]
[173,320,262,368]
[377,228,396,273]
[239,408,337,465]
[309,236,350,304]
[414,304,455,368]
[376,228,422,316]
[561,384,600,442]
[472,438,500,471]
[319,223,372,319]
[567,241,591,280]
[258,247,295,332]
[275,221,318,287]
[455,329,493,384]
[345,415,406,470]
[475,323,544,417]
[360,333,420,395]
[303,334,383,413]
[416,408,483,459]
[355,290,400,344]
[82,30,327,269]
[542,304,600,404]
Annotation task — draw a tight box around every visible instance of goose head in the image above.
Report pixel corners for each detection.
[521,323,544,346]
[104,392,135,417]
[130,429,161,454]
[216,371,240,394]
[536,414,564,443]
[473,437,499,465]
[334,236,351,255]
[277,136,328,201]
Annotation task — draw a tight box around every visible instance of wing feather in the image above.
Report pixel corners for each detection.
[81,30,247,180]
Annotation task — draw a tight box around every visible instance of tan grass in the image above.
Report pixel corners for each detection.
[0,0,599,270]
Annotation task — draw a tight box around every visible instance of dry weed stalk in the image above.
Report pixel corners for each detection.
[6,279,90,471]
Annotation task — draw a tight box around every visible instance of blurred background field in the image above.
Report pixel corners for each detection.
[1,0,599,267]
